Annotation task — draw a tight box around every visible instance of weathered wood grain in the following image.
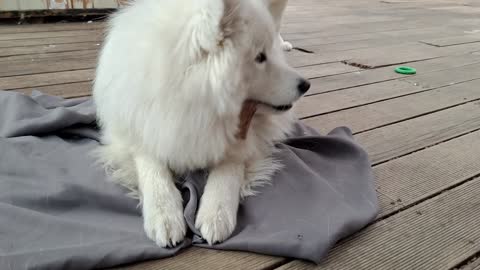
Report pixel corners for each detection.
[278,177,480,270]
[115,248,287,270]
[304,79,480,134]
[0,69,94,90]
[0,35,102,48]
[296,63,480,119]
[372,129,480,218]
[0,30,102,41]
[14,82,92,98]
[0,22,105,34]
[0,42,101,57]
[297,62,360,79]
[421,34,480,47]
[0,57,96,77]
[357,102,480,165]
[306,53,480,95]
[0,50,97,63]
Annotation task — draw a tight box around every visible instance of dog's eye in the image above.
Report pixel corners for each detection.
[255,52,267,63]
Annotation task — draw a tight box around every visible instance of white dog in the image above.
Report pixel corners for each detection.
[93,0,309,247]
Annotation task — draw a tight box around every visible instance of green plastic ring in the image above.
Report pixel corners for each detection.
[395,66,416,75]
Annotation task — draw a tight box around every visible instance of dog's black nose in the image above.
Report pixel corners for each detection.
[297,79,311,95]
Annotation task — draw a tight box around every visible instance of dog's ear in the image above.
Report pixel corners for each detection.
[188,0,240,58]
[264,0,288,32]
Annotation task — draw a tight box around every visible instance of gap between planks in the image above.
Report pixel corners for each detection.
[297,62,480,119]
[278,175,480,270]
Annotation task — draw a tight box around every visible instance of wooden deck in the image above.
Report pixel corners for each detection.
[2,0,480,269]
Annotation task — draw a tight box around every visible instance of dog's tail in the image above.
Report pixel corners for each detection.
[241,154,283,198]
[91,142,140,199]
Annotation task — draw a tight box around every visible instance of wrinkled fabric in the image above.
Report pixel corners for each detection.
[0,91,378,270]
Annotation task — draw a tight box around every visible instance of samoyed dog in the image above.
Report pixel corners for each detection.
[93,0,309,247]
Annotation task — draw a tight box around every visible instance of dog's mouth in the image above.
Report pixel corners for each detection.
[256,101,293,112]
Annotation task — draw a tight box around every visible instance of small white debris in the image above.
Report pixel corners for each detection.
[87,20,93,24]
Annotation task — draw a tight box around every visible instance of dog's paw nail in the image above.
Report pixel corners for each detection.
[195,206,236,245]
[282,41,293,51]
[143,209,186,248]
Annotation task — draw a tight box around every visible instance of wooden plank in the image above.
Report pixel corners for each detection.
[115,248,287,270]
[277,177,480,270]
[15,81,92,98]
[0,30,101,41]
[297,62,360,79]
[0,50,98,63]
[288,41,480,68]
[290,26,458,48]
[304,79,480,134]
[282,20,434,41]
[0,57,96,77]
[340,42,479,69]
[0,22,105,34]
[281,15,404,34]
[361,41,480,68]
[356,102,480,165]
[0,69,94,90]
[306,53,480,95]
[0,42,101,57]
[297,80,419,118]
[314,116,480,232]
[371,129,480,218]
[296,27,463,53]
[0,35,102,48]
[290,31,380,47]
[296,63,480,119]
[421,34,480,47]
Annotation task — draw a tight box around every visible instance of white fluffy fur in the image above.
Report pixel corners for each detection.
[93,0,306,247]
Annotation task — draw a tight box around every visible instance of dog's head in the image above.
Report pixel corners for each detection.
[178,0,309,115]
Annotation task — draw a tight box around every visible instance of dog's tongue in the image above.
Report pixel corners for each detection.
[236,100,258,140]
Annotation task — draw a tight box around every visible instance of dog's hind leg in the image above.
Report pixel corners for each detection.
[195,160,244,245]
[134,154,186,247]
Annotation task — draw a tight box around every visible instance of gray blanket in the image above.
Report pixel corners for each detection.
[0,90,378,270]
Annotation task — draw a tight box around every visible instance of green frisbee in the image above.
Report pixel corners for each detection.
[395,66,416,75]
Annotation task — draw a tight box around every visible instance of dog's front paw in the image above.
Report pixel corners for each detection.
[195,201,237,245]
[143,204,186,248]
[282,41,293,51]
